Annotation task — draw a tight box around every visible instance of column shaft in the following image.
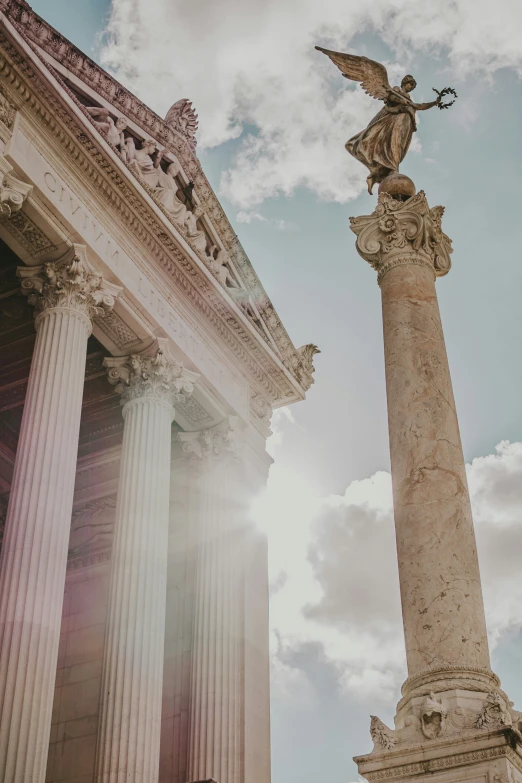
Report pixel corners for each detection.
[381,262,490,676]
[95,397,173,782]
[0,308,90,782]
[188,460,244,783]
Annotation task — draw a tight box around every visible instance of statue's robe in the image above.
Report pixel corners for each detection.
[346,86,416,183]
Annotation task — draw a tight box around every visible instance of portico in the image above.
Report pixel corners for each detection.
[0,2,317,781]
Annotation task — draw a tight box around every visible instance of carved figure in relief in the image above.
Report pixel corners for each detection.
[315,47,457,194]
[184,205,208,255]
[207,250,240,291]
[154,162,188,226]
[127,138,162,189]
[86,107,127,152]
[370,716,397,751]
[421,692,447,739]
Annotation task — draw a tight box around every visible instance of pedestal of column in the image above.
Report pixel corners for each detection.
[350,187,522,783]
[94,343,198,783]
[0,245,118,783]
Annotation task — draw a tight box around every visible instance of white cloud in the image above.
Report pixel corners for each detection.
[101,0,522,208]
[251,422,522,709]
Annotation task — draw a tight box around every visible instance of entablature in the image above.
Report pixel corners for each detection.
[0,0,319,402]
[0,10,319,436]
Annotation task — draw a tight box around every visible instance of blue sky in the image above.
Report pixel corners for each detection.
[30,1,522,781]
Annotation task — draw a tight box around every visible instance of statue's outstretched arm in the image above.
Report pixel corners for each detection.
[413,98,440,111]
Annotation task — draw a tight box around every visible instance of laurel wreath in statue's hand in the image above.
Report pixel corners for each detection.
[432,87,458,109]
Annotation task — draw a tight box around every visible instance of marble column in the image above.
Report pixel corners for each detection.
[95,343,198,783]
[0,245,117,783]
[351,185,521,783]
[180,420,248,783]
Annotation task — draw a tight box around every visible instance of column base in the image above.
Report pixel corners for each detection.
[356,684,522,783]
[355,727,522,783]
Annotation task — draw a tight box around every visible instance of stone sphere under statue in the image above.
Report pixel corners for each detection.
[378,172,416,200]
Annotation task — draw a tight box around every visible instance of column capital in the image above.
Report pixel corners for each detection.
[0,156,32,217]
[17,244,121,329]
[178,416,243,464]
[349,191,453,285]
[105,338,199,416]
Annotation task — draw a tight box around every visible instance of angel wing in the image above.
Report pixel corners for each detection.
[315,47,391,100]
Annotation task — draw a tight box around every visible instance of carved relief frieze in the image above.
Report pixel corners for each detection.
[94,310,141,351]
[174,394,214,427]
[0,208,56,257]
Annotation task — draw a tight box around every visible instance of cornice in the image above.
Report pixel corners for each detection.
[0,0,314,400]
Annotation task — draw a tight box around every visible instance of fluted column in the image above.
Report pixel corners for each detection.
[181,420,246,783]
[95,344,198,783]
[0,245,118,783]
[351,190,493,697]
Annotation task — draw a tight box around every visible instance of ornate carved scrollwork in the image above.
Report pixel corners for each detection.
[17,244,120,326]
[350,191,452,285]
[104,339,199,414]
[178,417,242,463]
[0,156,31,217]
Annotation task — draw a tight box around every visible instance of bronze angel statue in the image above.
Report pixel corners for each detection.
[316,47,456,194]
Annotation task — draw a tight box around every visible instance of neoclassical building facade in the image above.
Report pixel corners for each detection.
[0,2,317,782]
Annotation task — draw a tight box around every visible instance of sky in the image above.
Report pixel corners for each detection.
[29,1,522,781]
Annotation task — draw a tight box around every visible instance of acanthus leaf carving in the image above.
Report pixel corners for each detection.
[17,244,120,325]
[104,339,199,413]
[165,99,199,150]
[178,417,242,464]
[350,191,452,285]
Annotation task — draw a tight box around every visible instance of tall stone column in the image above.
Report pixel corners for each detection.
[0,245,118,783]
[95,343,198,783]
[180,419,247,783]
[178,420,271,783]
[350,185,522,783]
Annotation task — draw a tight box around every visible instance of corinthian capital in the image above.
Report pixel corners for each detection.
[18,244,121,327]
[0,157,32,217]
[104,338,199,414]
[178,416,242,463]
[350,191,453,285]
